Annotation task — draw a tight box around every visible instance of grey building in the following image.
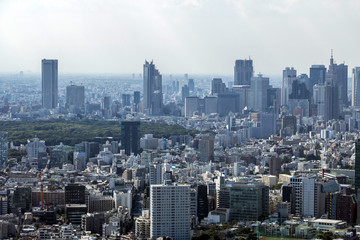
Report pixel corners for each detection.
[251,74,269,112]
[352,67,360,107]
[42,59,58,109]
[66,85,85,109]
[143,60,163,115]
[0,133,8,166]
[234,59,253,85]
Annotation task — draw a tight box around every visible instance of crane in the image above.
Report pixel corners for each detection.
[38,156,51,210]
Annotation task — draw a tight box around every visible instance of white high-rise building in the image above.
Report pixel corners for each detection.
[185,96,198,117]
[250,74,269,112]
[42,59,58,109]
[352,67,360,107]
[150,183,190,240]
[282,67,297,106]
[26,138,46,160]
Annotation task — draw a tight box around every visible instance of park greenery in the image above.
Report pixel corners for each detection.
[0,119,198,146]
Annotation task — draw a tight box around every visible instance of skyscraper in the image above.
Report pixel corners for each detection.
[143,60,163,115]
[66,85,85,109]
[181,85,189,102]
[282,67,297,106]
[211,78,227,95]
[352,67,360,107]
[355,139,360,196]
[42,59,58,109]
[310,65,326,85]
[121,94,131,107]
[120,121,140,156]
[199,134,214,162]
[150,183,190,240]
[327,53,348,112]
[234,59,253,85]
[0,132,8,167]
[250,74,269,112]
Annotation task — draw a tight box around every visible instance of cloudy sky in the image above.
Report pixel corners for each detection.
[0,0,359,75]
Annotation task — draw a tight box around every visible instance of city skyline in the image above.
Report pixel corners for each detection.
[1,0,360,75]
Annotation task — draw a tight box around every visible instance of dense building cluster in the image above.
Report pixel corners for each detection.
[1,54,360,239]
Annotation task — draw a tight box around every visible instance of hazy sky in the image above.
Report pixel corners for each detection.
[0,0,359,75]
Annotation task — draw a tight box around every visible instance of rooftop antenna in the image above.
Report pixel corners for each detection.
[330,49,334,65]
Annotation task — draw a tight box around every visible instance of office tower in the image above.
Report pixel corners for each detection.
[288,79,310,116]
[250,74,270,112]
[250,113,275,139]
[269,157,281,176]
[352,67,360,107]
[73,152,86,171]
[65,184,86,204]
[150,183,190,240]
[280,115,297,137]
[0,133,8,166]
[211,78,227,95]
[229,183,269,222]
[188,78,195,92]
[282,67,297,106]
[121,94,131,107]
[26,138,46,160]
[185,96,199,117]
[355,139,360,196]
[13,187,32,212]
[217,93,239,116]
[41,59,58,109]
[232,85,251,111]
[149,163,162,185]
[199,134,214,162]
[327,53,348,112]
[143,60,163,115]
[197,185,209,221]
[102,96,111,110]
[134,91,140,105]
[120,121,140,156]
[81,213,105,235]
[313,83,337,121]
[181,85,189,102]
[66,85,85,109]
[204,96,218,115]
[310,65,326,85]
[190,189,198,217]
[302,178,315,217]
[234,59,253,85]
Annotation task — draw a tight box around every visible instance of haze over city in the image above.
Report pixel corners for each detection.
[1,0,359,74]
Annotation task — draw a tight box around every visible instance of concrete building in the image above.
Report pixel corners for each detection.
[229,183,269,222]
[199,134,214,162]
[234,59,253,85]
[143,60,163,115]
[150,183,190,240]
[185,96,199,117]
[66,85,85,110]
[251,74,269,112]
[282,67,297,106]
[42,59,58,109]
[352,67,360,107]
[0,133,8,166]
[120,121,140,156]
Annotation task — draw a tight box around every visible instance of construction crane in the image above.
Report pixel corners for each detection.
[38,156,51,210]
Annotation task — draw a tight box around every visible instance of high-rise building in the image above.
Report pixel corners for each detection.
[251,74,270,112]
[181,85,189,102]
[196,185,209,221]
[229,183,269,222]
[66,85,85,109]
[133,91,140,105]
[352,67,360,107]
[122,94,131,107]
[65,184,86,204]
[327,53,348,111]
[269,157,281,176]
[143,60,163,115]
[150,183,190,240]
[217,93,239,116]
[211,78,227,95]
[42,59,58,109]
[13,187,32,212]
[120,121,140,156]
[282,67,297,106]
[234,59,253,85]
[185,97,199,117]
[0,132,8,166]
[102,96,111,110]
[199,134,215,162]
[355,139,360,196]
[313,83,338,121]
[188,79,195,92]
[310,65,326,85]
